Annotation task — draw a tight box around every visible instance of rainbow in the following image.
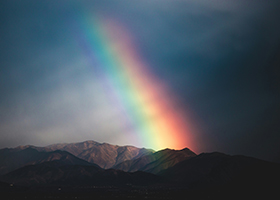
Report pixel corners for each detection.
[75,12,195,150]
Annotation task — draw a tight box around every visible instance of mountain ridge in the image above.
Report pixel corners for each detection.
[113,147,196,173]
[1,140,155,171]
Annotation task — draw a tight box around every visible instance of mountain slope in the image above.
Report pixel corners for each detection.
[0,160,101,186]
[0,161,162,186]
[113,148,196,173]
[12,141,154,169]
[75,142,153,169]
[0,148,95,175]
[159,152,280,190]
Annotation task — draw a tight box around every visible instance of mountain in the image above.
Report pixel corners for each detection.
[13,141,154,169]
[159,152,280,194]
[113,148,196,174]
[0,160,162,186]
[0,148,95,175]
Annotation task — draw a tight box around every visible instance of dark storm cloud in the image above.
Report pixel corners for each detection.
[0,0,280,161]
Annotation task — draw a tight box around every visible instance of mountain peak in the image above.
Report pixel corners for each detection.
[14,145,37,151]
[156,147,196,156]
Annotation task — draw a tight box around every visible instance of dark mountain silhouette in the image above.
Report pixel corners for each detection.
[159,152,280,195]
[113,148,196,173]
[0,147,95,175]
[0,160,162,186]
[13,141,154,169]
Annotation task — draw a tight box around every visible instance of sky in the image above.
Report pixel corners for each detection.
[1,0,280,162]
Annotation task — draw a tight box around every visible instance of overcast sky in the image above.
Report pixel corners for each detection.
[1,0,280,162]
